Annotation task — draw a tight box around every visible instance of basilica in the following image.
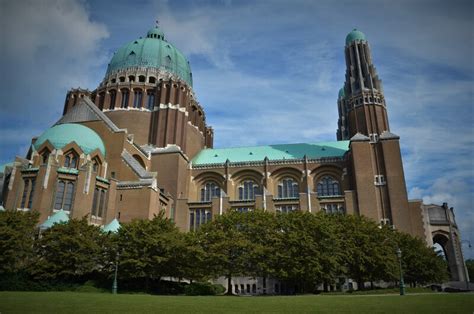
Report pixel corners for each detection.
[0,26,469,288]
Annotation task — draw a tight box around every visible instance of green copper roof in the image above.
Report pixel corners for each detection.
[0,162,14,173]
[102,218,121,233]
[345,29,366,45]
[34,123,106,156]
[106,27,193,86]
[40,210,69,230]
[338,87,345,99]
[192,141,350,165]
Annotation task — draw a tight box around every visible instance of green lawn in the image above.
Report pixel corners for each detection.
[1,292,473,313]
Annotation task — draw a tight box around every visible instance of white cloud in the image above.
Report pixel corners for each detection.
[0,0,109,162]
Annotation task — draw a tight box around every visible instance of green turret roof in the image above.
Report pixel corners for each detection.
[345,29,366,45]
[338,87,345,99]
[102,219,121,233]
[192,141,350,165]
[34,123,106,156]
[40,210,69,230]
[106,27,193,86]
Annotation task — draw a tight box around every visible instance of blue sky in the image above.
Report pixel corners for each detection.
[1,0,473,257]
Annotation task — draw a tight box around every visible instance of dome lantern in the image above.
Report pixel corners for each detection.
[345,29,366,45]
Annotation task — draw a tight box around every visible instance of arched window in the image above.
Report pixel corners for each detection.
[132,154,146,170]
[317,176,341,196]
[109,90,117,109]
[146,90,155,110]
[92,187,107,218]
[64,151,78,169]
[20,178,36,209]
[54,180,75,211]
[133,89,143,108]
[121,89,129,108]
[200,182,220,202]
[238,180,260,200]
[277,178,299,198]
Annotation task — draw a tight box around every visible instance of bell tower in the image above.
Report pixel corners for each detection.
[339,29,412,233]
[338,29,389,140]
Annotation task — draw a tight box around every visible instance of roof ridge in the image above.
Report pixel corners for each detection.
[55,97,125,133]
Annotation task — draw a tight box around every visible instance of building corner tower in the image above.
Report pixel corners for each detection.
[339,29,412,233]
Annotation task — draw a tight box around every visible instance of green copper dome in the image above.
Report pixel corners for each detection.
[34,124,106,156]
[338,87,345,99]
[105,26,193,86]
[345,29,366,45]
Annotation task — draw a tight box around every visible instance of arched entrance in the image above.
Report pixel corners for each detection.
[425,203,469,283]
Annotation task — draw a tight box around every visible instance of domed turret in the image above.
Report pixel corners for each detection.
[34,123,106,156]
[105,26,193,86]
[345,29,366,45]
[338,87,345,99]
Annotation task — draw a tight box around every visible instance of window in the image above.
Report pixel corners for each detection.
[238,180,260,200]
[98,92,105,110]
[109,90,117,109]
[276,205,298,213]
[27,178,36,209]
[317,176,341,196]
[64,152,78,169]
[41,150,50,164]
[20,178,36,209]
[277,178,299,198]
[235,207,251,213]
[92,187,107,218]
[121,89,129,108]
[369,133,379,143]
[54,180,75,211]
[322,203,345,214]
[92,159,100,173]
[189,209,212,231]
[374,175,386,186]
[147,91,155,110]
[200,182,220,202]
[133,90,143,108]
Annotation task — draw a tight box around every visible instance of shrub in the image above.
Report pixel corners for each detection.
[184,282,225,296]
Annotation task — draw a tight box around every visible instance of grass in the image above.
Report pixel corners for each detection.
[1,292,473,313]
[321,287,436,295]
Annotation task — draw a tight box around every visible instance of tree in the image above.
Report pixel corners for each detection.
[337,215,398,289]
[466,259,474,283]
[237,210,279,293]
[117,212,182,290]
[0,210,39,275]
[396,232,449,286]
[32,217,105,282]
[197,210,252,295]
[272,211,344,293]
